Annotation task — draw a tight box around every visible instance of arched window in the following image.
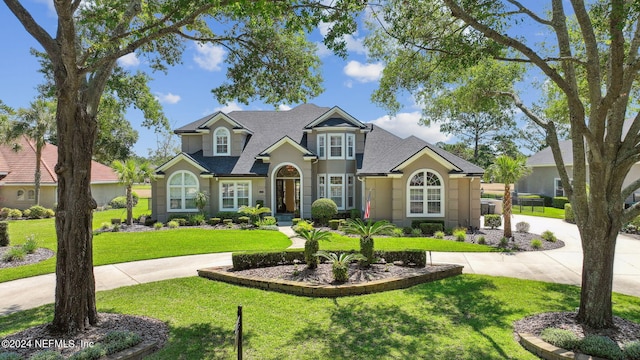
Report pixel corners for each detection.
[16,189,25,201]
[214,127,230,155]
[407,169,444,217]
[167,171,199,211]
[27,190,35,200]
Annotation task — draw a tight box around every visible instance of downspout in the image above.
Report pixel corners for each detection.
[469,177,474,230]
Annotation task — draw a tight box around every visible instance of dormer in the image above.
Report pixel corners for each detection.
[175,112,253,157]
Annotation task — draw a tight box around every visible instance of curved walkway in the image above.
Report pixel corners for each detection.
[1,215,639,316]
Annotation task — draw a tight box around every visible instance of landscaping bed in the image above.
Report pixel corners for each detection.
[0,247,54,269]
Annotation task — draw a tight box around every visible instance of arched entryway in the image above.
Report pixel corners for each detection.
[272,164,301,217]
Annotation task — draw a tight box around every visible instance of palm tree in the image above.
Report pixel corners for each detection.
[238,204,272,224]
[297,228,331,269]
[3,99,56,205]
[112,159,153,225]
[315,251,366,282]
[485,155,531,238]
[342,219,396,267]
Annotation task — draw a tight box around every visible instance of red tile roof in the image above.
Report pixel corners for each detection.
[0,135,119,184]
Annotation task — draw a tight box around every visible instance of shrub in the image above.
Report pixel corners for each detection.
[0,353,22,360]
[300,229,332,269]
[0,221,9,246]
[624,340,640,360]
[167,220,179,229]
[315,251,365,283]
[484,214,502,229]
[293,220,314,234]
[411,228,423,237]
[69,343,107,360]
[237,216,250,224]
[434,231,445,239]
[328,219,342,230]
[256,217,277,226]
[377,250,427,267]
[8,209,22,219]
[188,213,206,226]
[168,215,187,226]
[223,219,233,225]
[153,222,163,230]
[499,237,509,247]
[350,208,361,219]
[453,228,467,242]
[579,335,624,360]
[22,209,31,218]
[540,328,580,350]
[515,221,530,233]
[291,218,302,225]
[232,250,306,270]
[215,211,242,223]
[2,246,26,262]
[27,205,48,219]
[419,222,443,235]
[102,330,143,355]
[100,222,112,230]
[391,227,404,237]
[541,230,557,242]
[0,207,10,219]
[531,239,543,249]
[22,234,39,254]
[477,236,486,245]
[311,198,338,225]
[552,196,570,209]
[402,226,413,235]
[564,203,575,223]
[209,218,221,225]
[45,209,55,218]
[111,224,121,232]
[411,219,445,229]
[29,350,65,360]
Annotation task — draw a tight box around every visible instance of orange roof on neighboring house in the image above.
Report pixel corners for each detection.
[0,135,119,185]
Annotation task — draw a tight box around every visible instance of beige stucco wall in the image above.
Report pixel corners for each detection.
[181,134,203,154]
[0,183,122,210]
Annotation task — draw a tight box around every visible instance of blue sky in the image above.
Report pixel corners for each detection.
[0,1,549,157]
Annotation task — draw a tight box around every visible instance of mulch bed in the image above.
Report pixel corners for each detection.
[514,311,640,348]
[1,313,168,359]
[0,247,55,269]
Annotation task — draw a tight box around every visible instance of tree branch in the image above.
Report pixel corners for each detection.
[504,0,552,26]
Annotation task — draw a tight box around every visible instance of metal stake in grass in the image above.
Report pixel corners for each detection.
[235,305,243,360]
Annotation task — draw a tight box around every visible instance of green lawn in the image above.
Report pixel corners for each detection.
[322,234,498,252]
[2,275,639,359]
[511,206,566,219]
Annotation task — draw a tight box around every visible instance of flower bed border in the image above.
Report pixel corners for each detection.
[197,264,463,297]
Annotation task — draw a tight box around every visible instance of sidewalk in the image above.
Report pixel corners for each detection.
[1,216,639,316]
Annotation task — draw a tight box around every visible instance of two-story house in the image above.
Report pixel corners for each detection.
[151,104,484,228]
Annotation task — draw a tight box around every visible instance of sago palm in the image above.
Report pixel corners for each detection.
[297,228,331,269]
[315,251,365,282]
[485,155,531,238]
[342,219,395,267]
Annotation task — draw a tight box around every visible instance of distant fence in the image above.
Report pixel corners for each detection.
[514,198,545,213]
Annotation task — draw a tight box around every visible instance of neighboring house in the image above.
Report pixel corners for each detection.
[152,104,484,228]
[0,135,124,210]
[517,140,640,204]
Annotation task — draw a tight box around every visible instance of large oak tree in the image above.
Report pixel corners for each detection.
[367,0,640,328]
[3,0,361,334]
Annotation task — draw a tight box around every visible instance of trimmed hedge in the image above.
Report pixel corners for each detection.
[552,196,570,209]
[419,222,443,235]
[0,221,9,246]
[411,219,445,229]
[108,192,139,209]
[484,214,502,229]
[564,203,575,223]
[231,249,427,270]
[328,219,343,230]
[215,211,243,222]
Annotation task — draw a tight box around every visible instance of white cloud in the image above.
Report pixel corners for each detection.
[194,43,226,71]
[215,102,243,113]
[156,92,181,104]
[371,112,452,144]
[278,104,292,111]
[343,61,384,83]
[118,53,140,68]
[34,0,55,15]
[315,42,333,58]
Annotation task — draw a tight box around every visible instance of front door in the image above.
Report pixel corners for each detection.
[275,165,300,214]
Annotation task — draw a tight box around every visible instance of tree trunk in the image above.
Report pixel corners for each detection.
[574,196,619,328]
[34,144,41,206]
[126,184,133,226]
[50,93,98,335]
[502,183,512,238]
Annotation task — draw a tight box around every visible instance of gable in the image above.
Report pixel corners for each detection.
[304,106,367,130]
[155,153,210,176]
[256,136,316,162]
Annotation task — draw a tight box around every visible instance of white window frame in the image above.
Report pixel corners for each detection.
[214,127,231,156]
[347,174,355,208]
[16,189,25,201]
[329,174,345,210]
[317,174,326,199]
[554,178,573,197]
[317,134,326,160]
[328,134,344,160]
[167,171,200,212]
[406,169,444,217]
[346,133,355,160]
[219,180,252,211]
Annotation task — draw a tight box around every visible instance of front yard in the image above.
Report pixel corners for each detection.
[2,275,639,359]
